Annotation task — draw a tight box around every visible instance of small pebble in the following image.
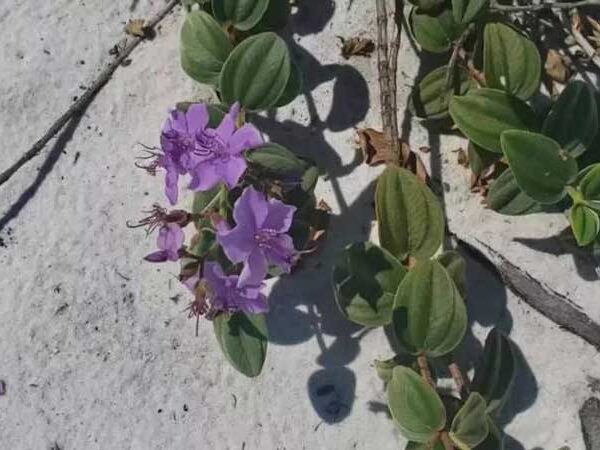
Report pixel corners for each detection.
[0,380,6,396]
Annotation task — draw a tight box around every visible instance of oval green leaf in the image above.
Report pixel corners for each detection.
[212,0,269,31]
[579,163,600,203]
[472,328,517,416]
[406,440,445,450]
[450,392,490,450]
[483,22,541,100]
[213,312,268,377]
[219,32,291,111]
[438,250,467,298]
[542,80,599,158]
[449,88,537,153]
[452,0,488,24]
[180,10,233,86]
[410,6,464,53]
[501,130,578,204]
[333,242,407,327]
[468,141,501,176]
[248,0,291,33]
[411,65,473,120]
[375,166,444,261]
[487,168,541,216]
[388,366,447,443]
[476,417,505,450]
[569,204,600,246]
[274,60,302,107]
[246,142,308,176]
[392,259,467,358]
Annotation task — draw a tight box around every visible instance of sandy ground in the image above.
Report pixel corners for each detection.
[0,1,599,449]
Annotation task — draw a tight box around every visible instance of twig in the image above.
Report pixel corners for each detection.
[444,25,474,93]
[417,354,435,387]
[448,362,470,399]
[440,432,454,450]
[491,0,600,12]
[389,1,403,163]
[0,0,180,187]
[375,0,401,164]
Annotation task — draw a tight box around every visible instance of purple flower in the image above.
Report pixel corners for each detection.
[144,223,185,263]
[158,103,263,205]
[202,261,268,314]
[217,186,298,287]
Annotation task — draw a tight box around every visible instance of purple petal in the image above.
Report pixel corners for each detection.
[239,290,268,314]
[238,248,268,287]
[215,104,239,141]
[188,161,221,192]
[185,104,209,132]
[203,261,227,298]
[144,250,169,263]
[217,225,256,263]
[233,186,268,231]
[228,124,263,154]
[164,165,180,205]
[164,109,188,134]
[157,223,184,261]
[218,156,247,189]
[265,234,296,272]
[262,198,297,232]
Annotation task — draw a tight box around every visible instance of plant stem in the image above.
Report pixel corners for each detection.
[448,362,470,399]
[444,25,474,94]
[417,354,435,386]
[389,1,403,163]
[440,431,455,450]
[0,0,181,187]
[568,10,600,71]
[491,0,600,12]
[376,0,402,164]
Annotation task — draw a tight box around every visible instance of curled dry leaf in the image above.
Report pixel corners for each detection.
[357,128,393,166]
[338,36,375,59]
[302,199,331,256]
[545,49,570,84]
[125,19,154,39]
[453,147,469,168]
[402,142,429,184]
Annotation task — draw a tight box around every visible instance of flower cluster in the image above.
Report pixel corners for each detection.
[136,102,299,318]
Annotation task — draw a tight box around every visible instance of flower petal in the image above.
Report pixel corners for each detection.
[144,250,169,263]
[164,109,188,134]
[164,165,180,205]
[218,156,247,189]
[217,225,256,263]
[228,124,263,154]
[157,224,184,260]
[239,289,268,314]
[262,198,297,232]
[185,103,209,131]
[265,234,296,272]
[238,248,268,287]
[203,261,228,298]
[188,161,221,192]
[215,106,238,141]
[233,186,268,230]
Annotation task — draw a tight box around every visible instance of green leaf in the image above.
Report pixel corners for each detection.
[301,166,320,192]
[274,60,302,107]
[487,169,542,216]
[375,357,403,384]
[333,242,408,327]
[213,312,268,377]
[569,204,600,246]
[408,0,446,11]
[406,440,445,450]
[387,366,447,443]
[501,130,578,204]
[483,22,541,100]
[189,229,217,257]
[219,32,291,111]
[375,167,444,261]
[248,0,291,33]
[542,81,598,158]
[438,250,467,298]
[212,0,269,31]
[180,10,233,86]
[411,65,473,120]
[410,6,464,53]
[392,259,467,358]
[450,393,490,450]
[247,143,308,176]
[449,88,536,153]
[192,184,223,216]
[452,0,488,24]
[468,142,501,176]
[475,417,505,450]
[472,328,517,416]
[579,163,600,203]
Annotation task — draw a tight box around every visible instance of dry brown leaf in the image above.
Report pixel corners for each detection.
[338,36,375,59]
[357,128,393,166]
[545,49,570,83]
[125,19,149,38]
[402,142,429,183]
[418,146,431,154]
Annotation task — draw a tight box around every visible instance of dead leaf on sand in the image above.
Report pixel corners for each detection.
[338,36,375,59]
